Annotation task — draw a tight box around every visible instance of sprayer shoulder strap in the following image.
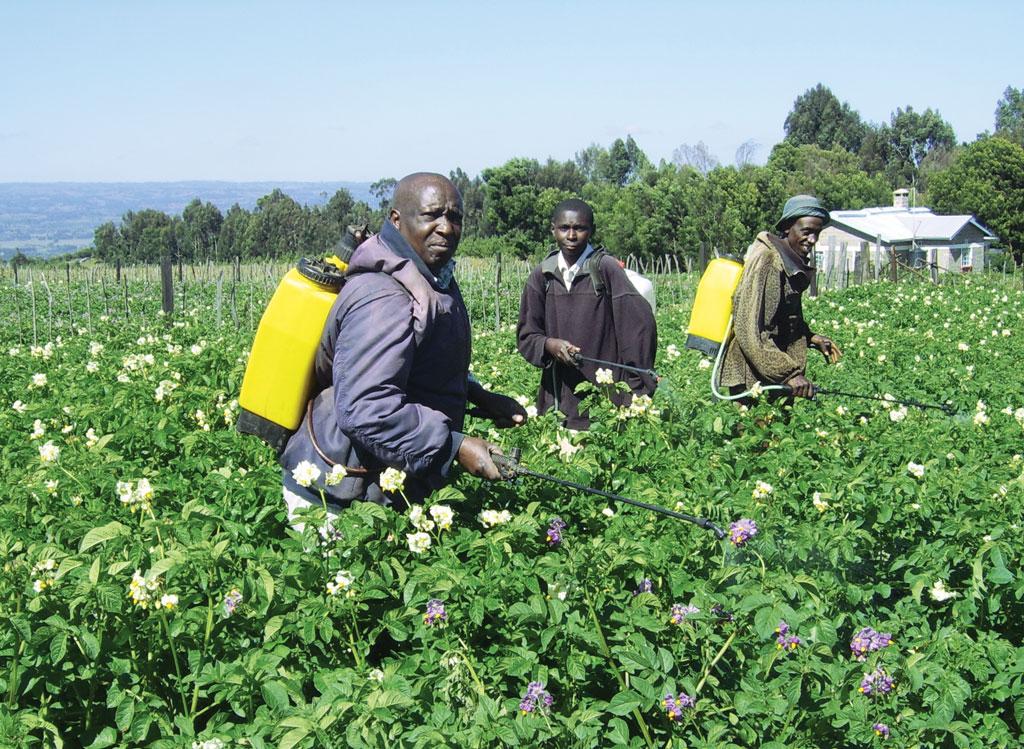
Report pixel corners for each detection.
[541,247,610,297]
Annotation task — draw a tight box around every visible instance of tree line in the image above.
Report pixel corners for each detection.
[76,84,1024,267]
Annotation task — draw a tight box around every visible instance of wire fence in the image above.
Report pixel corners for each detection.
[0,252,1019,347]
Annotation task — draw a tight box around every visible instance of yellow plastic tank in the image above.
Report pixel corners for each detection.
[685,257,744,358]
[237,257,346,451]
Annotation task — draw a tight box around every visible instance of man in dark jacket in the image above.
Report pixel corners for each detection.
[517,199,657,429]
[281,173,525,519]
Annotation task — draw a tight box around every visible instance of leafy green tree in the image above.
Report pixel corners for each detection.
[930,136,1024,266]
[768,142,890,211]
[217,204,250,259]
[92,221,122,261]
[178,199,223,261]
[599,135,651,186]
[784,84,868,153]
[881,106,956,189]
[595,166,694,260]
[449,168,488,237]
[481,158,579,255]
[119,209,174,262]
[994,85,1024,145]
[574,143,609,182]
[243,189,307,258]
[370,177,398,213]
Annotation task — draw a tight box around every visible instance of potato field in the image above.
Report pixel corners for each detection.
[1,265,1023,749]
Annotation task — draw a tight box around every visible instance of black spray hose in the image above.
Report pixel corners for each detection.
[491,448,725,539]
[571,353,660,382]
[795,385,955,414]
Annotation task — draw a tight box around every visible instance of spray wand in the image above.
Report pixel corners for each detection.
[490,448,725,539]
[801,386,955,414]
[571,353,660,381]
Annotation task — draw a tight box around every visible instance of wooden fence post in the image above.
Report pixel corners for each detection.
[494,252,502,332]
[160,257,174,317]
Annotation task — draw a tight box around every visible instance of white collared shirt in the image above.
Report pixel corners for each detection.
[556,244,595,289]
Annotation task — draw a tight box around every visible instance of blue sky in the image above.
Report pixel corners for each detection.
[1,0,1020,182]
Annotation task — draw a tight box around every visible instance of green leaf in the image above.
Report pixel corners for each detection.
[367,690,415,710]
[50,631,68,663]
[278,716,314,730]
[605,689,642,716]
[278,727,309,749]
[264,615,284,642]
[80,521,128,553]
[89,557,101,584]
[258,566,275,604]
[606,717,630,746]
[79,629,101,660]
[85,727,118,749]
[262,680,289,712]
[115,696,135,731]
[149,554,181,579]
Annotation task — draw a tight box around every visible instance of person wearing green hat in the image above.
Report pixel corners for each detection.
[720,195,842,401]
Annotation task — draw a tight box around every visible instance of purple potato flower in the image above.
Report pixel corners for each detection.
[423,598,447,627]
[662,691,695,720]
[729,518,758,546]
[222,588,243,617]
[519,681,553,715]
[850,627,893,660]
[775,620,801,652]
[710,603,735,624]
[546,517,566,547]
[872,722,890,739]
[669,603,700,625]
[633,578,654,596]
[860,668,894,697]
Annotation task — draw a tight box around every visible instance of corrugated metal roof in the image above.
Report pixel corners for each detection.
[829,206,997,243]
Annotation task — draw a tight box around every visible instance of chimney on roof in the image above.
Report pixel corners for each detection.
[893,188,910,209]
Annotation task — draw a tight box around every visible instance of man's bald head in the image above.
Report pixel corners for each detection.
[389,172,464,272]
[391,173,458,217]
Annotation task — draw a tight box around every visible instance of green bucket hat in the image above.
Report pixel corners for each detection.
[776,195,830,230]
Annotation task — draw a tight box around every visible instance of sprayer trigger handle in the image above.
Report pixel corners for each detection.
[489,448,521,480]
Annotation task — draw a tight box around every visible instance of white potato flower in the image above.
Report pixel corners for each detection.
[406,531,432,554]
[380,467,407,493]
[429,504,454,531]
[409,505,435,532]
[324,464,347,486]
[929,580,957,602]
[291,460,322,488]
[38,441,60,463]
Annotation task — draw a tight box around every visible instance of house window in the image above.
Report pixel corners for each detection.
[961,246,973,272]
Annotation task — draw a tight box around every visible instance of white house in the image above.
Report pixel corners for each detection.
[816,190,997,281]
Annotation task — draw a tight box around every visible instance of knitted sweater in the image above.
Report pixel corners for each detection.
[720,232,814,389]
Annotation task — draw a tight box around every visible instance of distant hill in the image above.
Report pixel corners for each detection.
[0,181,375,259]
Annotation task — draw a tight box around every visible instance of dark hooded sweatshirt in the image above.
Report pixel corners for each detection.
[280,220,474,508]
[517,248,657,429]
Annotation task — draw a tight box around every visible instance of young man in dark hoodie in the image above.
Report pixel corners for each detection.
[720,194,842,401]
[280,173,526,522]
[517,199,657,429]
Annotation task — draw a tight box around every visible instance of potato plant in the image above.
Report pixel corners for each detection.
[0,273,1022,748]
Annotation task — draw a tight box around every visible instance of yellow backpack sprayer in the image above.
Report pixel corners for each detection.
[685,256,955,412]
[236,227,368,452]
[685,256,788,400]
